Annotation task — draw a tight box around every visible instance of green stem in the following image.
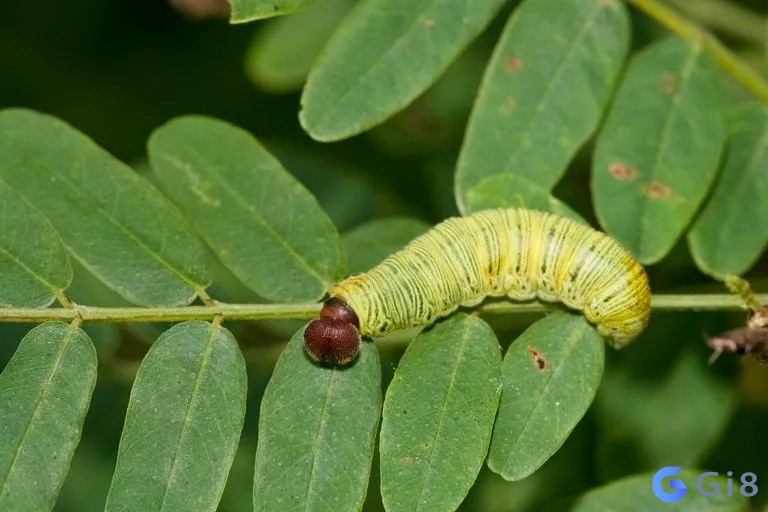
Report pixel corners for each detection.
[0,294,764,324]
[626,0,768,102]
[665,0,766,45]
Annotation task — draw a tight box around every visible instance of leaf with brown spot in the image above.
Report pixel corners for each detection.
[639,180,673,199]
[661,72,676,94]
[455,0,629,211]
[607,163,638,181]
[506,57,523,71]
[527,344,549,371]
[488,313,603,481]
[593,37,725,264]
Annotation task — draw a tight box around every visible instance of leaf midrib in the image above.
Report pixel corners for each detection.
[501,322,587,472]
[499,0,604,181]
[303,369,336,511]
[305,0,474,132]
[157,323,219,511]
[0,242,63,305]
[161,150,329,289]
[0,136,205,293]
[637,42,704,260]
[710,120,768,262]
[413,320,473,511]
[0,324,76,500]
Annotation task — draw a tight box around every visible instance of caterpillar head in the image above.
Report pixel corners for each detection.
[303,297,361,366]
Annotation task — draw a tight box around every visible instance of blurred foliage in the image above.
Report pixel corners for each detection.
[1,0,768,510]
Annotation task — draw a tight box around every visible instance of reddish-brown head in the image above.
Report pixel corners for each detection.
[304,297,361,366]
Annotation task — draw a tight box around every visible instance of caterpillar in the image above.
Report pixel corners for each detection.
[304,208,651,365]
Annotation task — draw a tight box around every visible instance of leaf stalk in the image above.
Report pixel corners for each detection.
[626,0,768,102]
[0,294,764,324]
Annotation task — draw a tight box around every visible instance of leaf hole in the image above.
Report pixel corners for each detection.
[527,344,549,371]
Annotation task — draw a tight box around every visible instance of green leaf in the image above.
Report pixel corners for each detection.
[0,181,72,308]
[148,116,343,302]
[0,109,211,306]
[230,0,316,23]
[454,0,629,208]
[299,0,507,141]
[488,312,604,481]
[0,322,97,511]
[563,470,747,512]
[688,104,768,277]
[253,325,381,512]
[380,314,502,512]
[342,217,430,274]
[464,174,587,224]
[105,321,246,512]
[245,0,354,93]
[592,37,726,264]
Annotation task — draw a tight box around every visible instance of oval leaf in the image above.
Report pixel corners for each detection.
[148,116,343,302]
[299,0,507,141]
[454,0,629,209]
[464,174,587,224]
[342,217,430,274]
[0,182,72,308]
[688,104,768,277]
[0,109,211,306]
[488,312,604,481]
[0,322,97,511]
[380,314,502,512]
[245,0,354,93]
[105,321,247,512]
[230,0,315,23]
[592,37,726,264]
[253,326,381,512]
[563,470,747,512]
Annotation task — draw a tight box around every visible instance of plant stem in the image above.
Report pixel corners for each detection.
[0,294,764,324]
[626,0,768,102]
[665,0,765,45]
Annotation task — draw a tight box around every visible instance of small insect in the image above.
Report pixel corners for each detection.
[304,208,652,365]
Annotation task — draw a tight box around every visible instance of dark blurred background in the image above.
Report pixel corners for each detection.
[1,0,768,510]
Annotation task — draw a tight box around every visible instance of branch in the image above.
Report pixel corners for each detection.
[0,294,765,324]
[625,0,768,103]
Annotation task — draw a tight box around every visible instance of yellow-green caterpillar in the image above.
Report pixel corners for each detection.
[304,208,651,365]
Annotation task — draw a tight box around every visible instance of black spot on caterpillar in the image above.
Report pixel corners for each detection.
[304,208,652,365]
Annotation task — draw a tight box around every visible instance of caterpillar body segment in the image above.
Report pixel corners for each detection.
[304,209,651,365]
